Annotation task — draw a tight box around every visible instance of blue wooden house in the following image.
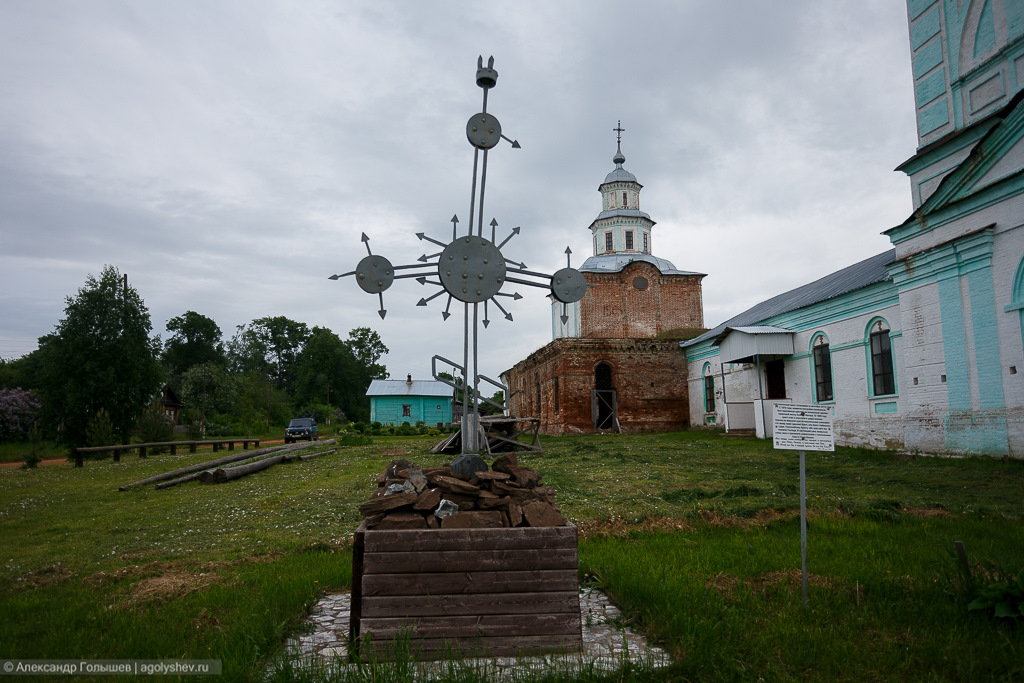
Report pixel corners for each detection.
[366,375,454,427]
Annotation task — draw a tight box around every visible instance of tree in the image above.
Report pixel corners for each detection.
[163,311,225,379]
[178,361,238,426]
[344,327,389,380]
[36,266,164,445]
[294,327,369,422]
[227,316,310,393]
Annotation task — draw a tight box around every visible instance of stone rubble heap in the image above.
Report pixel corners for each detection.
[358,453,568,530]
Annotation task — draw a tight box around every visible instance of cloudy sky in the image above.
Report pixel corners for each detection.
[0,1,918,383]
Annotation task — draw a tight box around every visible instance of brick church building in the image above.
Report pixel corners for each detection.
[502,134,705,434]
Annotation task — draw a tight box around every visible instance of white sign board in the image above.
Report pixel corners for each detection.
[773,403,834,452]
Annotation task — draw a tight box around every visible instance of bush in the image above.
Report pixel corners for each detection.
[0,388,41,443]
[84,409,115,459]
[136,401,174,452]
[968,567,1024,621]
[22,423,42,469]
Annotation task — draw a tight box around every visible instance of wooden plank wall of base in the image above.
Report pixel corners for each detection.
[350,523,582,660]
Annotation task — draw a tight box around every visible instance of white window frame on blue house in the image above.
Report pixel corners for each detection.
[865,317,897,398]
[810,332,834,404]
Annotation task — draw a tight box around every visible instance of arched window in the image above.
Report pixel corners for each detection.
[1010,254,1024,354]
[625,230,634,251]
[605,232,614,252]
[867,319,896,396]
[811,334,833,402]
[622,191,628,207]
[702,363,715,413]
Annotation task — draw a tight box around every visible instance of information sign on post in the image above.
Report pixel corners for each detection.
[772,403,835,608]
[772,403,835,452]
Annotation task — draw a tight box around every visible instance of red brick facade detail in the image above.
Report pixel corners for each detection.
[579,262,704,338]
[502,338,691,435]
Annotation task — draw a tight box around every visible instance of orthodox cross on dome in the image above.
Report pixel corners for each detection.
[330,57,587,458]
[613,120,626,163]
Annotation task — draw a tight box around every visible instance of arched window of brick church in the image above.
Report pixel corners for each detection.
[643,232,649,253]
[625,230,634,251]
[605,232,613,252]
[595,362,613,390]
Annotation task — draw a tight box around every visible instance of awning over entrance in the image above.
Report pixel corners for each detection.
[712,326,795,363]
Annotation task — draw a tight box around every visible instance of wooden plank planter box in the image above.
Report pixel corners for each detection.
[350,522,582,660]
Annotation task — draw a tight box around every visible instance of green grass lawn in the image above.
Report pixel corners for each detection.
[1,431,1022,681]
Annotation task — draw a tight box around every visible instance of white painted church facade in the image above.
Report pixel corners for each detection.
[682,0,1024,457]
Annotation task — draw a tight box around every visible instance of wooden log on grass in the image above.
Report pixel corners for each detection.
[202,440,335,483]
[208,454,287,482]
[124,439,335,491]
[120,445,289,491]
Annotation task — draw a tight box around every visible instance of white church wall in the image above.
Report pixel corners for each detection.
[987,209,1024,454]
[894,281,950,452]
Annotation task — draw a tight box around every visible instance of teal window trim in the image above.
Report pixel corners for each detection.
[874,401,899,414]
[1012,254,1024,376]
[809,332,834,404]
[865,317,899,398]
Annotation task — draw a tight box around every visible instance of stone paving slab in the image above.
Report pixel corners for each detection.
[275,587,672,679]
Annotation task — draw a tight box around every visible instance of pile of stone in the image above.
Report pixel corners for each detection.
[358,453,568,530]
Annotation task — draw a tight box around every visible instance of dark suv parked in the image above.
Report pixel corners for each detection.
[284,418,318,443]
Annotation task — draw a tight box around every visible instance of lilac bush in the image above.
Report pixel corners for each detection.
[0,387,42,442]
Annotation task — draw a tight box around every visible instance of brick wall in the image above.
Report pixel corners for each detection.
[579,262,704,338]
[504,338,690,435]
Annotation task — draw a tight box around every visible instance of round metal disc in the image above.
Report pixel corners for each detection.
[354,254,394,294]
[438,236,506,303]
[466,113,502,149]
[551,267,587,303]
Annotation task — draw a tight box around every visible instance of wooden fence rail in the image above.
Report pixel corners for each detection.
[72,439,262,468]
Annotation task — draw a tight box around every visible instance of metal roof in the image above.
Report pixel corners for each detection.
[681,249,896,349]
[365,379,453,398]
[602,166,638,184]
[580,253,706,277]
[590,208,653,223]
[713,325,794,345]
[713,326,796,363]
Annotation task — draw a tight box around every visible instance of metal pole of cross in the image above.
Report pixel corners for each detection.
[331,57,588,467]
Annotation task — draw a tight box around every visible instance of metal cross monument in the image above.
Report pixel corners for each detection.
[331,57,587,459]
